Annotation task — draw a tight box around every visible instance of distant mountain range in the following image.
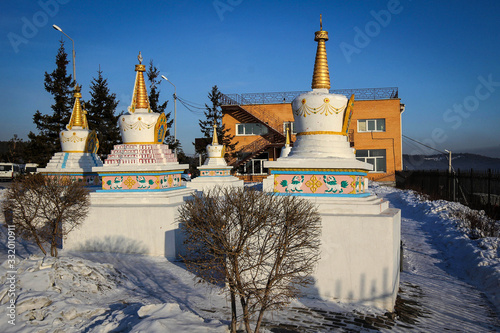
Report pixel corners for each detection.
[403,153,500,171]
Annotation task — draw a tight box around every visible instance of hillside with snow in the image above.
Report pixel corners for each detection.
[0,185,499,332]
[403,153,500,171]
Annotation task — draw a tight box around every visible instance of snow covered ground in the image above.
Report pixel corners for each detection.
[0,185,499,332]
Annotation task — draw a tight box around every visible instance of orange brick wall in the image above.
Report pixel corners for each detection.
[222,99,403,181]
[349,99,403,181]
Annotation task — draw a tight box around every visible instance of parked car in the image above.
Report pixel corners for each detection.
[181,173,192,182]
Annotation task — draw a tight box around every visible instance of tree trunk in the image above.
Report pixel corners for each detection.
[32,232,47,256]
[240,296,252,333]
[230,289,237,333]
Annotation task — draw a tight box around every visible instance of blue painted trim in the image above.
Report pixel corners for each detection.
[96,185,187,193]
[270,170,367,176]
[61,153,69,169]
[91,154,100,166]
[42,173,99,176]
[100,171,182,177]
[272,192,371,197]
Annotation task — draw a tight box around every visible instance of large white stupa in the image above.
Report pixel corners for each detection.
[263,16,401,311]
[93,52,188,191]
[38,85,103,185]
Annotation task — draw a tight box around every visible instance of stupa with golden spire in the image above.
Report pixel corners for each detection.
[264,15,372,195]
[93,52,187,192]
[188,123,243,191]
[262,16,401,312]
[38,84,103,185]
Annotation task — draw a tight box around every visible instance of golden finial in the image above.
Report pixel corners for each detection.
[130,52,151,113]
[212,122,219,145]
[285,124,291,145]
[67,85,87,129]
[311,14,331,90]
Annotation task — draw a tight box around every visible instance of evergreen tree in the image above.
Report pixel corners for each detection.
[197,85,237,157]
[25,40,73,166]
[146,60,182,154]
[86,67,121,159]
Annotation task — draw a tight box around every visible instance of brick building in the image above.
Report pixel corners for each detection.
[220,87,404,182]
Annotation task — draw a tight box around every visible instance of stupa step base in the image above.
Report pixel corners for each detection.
[39,152,103,173]
[105,144,176,165]
[188,176,244,192]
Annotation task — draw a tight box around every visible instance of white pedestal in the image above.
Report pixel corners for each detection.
[303,195,401,311]
[63,188,194,259]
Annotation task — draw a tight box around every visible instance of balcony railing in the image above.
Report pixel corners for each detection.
[221,87,398,105]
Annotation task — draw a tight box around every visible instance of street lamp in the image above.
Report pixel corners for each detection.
[161,75,177,157]
[52,24,76,88]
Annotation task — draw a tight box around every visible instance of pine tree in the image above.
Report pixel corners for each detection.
[146,60,182,154]
[86,67,121,159]
[25,40,74,166]
[197,85,237,157]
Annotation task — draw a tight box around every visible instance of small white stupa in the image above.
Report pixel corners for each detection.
[263,16,401,311]
[188,123,243,191]
[279,124,293,158]
[38,84,103,185]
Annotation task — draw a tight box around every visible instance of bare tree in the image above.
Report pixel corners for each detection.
[178,187,321,333]
[2,174,90,257]
[2,174,48,255]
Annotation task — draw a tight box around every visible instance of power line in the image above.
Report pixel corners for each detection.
[402,135,447,155]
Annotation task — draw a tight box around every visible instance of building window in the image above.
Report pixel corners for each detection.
[283,122,297,134]
[239,153,269,175]
[358,119,385,132]
[236,123,268,136]
[356,149,386,173]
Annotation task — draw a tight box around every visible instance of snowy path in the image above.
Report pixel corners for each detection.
[377,186,500,332]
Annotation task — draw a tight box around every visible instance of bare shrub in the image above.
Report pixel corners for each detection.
[2,174,90,256]
[451,208,499,239]
[178,187,321,333]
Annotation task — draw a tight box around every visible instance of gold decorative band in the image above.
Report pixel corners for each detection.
[135,64,146,72]
[271,168,368,173]
[296,131,347,136]
[122,141,161,144]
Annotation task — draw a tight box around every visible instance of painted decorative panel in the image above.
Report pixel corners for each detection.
[101,173,181,190]
[273,173,365,195]
[45,173,101,186]
[200,169,231,177]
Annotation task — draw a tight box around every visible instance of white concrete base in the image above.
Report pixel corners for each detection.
[187,176,244,192]
[297,195,401,311]
[63,188,194,259]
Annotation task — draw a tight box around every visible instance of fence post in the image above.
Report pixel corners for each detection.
[469,169,474,205]
[488,168,492,210]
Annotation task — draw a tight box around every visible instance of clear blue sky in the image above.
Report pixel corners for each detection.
[1,0,500,156]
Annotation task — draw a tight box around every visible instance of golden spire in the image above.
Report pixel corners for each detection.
[285,124,291,145]
[311,14,331,90]
[130,52,151,113]
[212,123,219,145]
[67,85,87,129]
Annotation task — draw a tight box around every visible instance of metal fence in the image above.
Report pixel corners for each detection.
[396,169,500,219]
[221,87,399,105]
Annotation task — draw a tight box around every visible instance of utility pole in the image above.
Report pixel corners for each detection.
[445,150,455,201]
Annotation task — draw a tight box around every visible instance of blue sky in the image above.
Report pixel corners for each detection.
[1,0,500,156]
